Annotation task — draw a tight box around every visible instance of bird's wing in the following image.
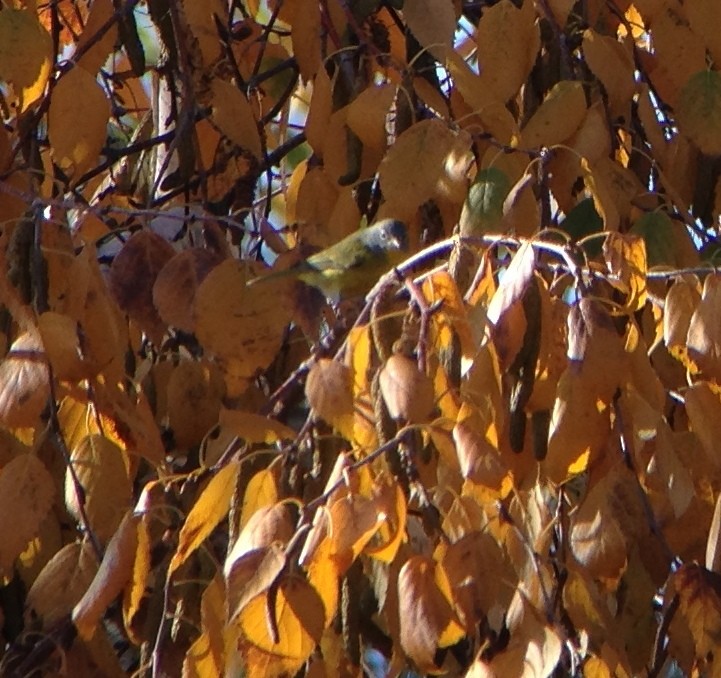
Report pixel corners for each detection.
[307,247,366,274]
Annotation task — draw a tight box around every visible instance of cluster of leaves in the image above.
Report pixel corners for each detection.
[3,0,721,676]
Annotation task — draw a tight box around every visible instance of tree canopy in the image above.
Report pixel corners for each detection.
[1,0,721,676]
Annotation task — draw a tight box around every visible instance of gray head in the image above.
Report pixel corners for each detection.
[361,219,409,254]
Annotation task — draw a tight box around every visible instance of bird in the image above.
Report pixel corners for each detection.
[247,219,409,301]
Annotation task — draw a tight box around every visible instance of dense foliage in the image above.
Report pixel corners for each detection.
[2,0,721,676]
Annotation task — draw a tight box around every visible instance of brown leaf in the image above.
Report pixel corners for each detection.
[687,273,721,381]
[671,563,721,661]
[379,354,435,423]
[0,453,55,577]
[570,476,628,585]
[379,119,473,217]
[398,556,465,673]
[166,359,225,449]
[153,248,224,332]
[195,259,293,377]
[109,230,175,344]
[25,538,98,626]
[305,358,354,431]
[0,331,50,428]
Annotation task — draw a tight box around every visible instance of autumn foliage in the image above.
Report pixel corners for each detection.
[3,0,721,676]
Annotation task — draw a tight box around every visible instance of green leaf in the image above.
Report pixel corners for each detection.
[630,211,676,267]
[459,167,511,236]
[677,70,721,155]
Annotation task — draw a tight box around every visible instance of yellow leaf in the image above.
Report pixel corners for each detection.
[240,466,280,531]
[122,515,151,644]
[521,81,587,149]
[184,576,226,677]
[48,66,110,180]
[0,9,52,111]
[379,119,473,217]
[687,274,721,381]
[211,79,263,161]
[476,0,540,103]
[365,481,407,563]
[582,29,636,117]
[219,409,295,445]
[602,232,647,313]
[289,0,321,81]
[65,434,133,544]
[346,83,397,152]
[195,260,293,377]
[73,511,139,640]
[238,574,325,661]
[169,461,240,575]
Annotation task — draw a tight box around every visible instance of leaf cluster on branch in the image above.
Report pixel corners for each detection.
[2,0,721,676]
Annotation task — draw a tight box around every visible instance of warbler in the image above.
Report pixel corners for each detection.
[248,219,409,301]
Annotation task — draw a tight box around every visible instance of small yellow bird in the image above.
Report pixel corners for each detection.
[248,219,409,301]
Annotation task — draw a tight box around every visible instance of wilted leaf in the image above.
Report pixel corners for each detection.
[26,538,98,625]
[403,0,456,61]
[475,0,540,103]
[570,475,628,585]
[166,359,225,449]
[582,29,636,117]
[219,409,295,444]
